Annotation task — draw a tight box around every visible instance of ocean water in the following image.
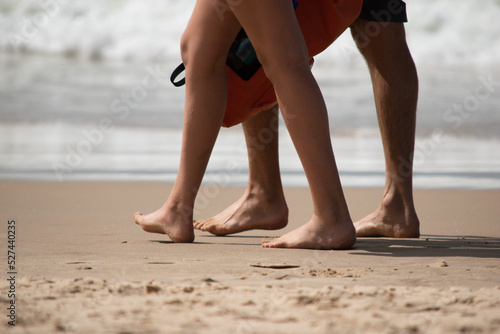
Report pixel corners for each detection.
[1,0,499,189]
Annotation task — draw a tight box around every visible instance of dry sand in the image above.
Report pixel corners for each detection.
[1,181,500,333]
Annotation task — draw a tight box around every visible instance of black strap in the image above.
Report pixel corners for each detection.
[170,63,186,87]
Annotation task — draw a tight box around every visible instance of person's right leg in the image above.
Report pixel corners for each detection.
[350,19,420,238]
[194,105,289,235]
[134,0,242,242]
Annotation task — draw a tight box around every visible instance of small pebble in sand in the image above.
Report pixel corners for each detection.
[202,278,218,283]
[183,286,194,293]
[145,284,162,294]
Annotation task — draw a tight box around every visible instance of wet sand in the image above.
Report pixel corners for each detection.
[1,181,499,333]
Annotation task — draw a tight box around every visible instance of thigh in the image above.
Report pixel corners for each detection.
[227,0,309,67]
[181,0,242,67]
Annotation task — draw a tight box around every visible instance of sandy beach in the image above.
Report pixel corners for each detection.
[1,181,499,333]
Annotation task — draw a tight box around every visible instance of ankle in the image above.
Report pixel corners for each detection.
[312,207,352,227]
[379,186,419,229]
[163,199,194,222]
[244,183,289,224]
[246,183,285,203]
[382,182,416,212]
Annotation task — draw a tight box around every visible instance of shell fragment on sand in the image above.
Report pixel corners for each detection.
[250,263,300,269]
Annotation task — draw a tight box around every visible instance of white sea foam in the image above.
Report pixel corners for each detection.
[0,0,193,61]
[1,0,500,67]
[1,123,499,189]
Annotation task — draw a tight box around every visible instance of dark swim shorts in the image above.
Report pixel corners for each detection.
[358,0,408,22]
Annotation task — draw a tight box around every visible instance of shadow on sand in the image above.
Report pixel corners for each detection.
[351,235,500,259]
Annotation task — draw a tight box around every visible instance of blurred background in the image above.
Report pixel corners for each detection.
[0,0,499,188]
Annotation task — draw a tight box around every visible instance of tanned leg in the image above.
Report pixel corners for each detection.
[194,105,289,235]
[226,0,355,249]
[134,0,241,242]
[350,20,420,238]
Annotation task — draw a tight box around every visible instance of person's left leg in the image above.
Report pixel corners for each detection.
[194,105,288,235]
[350,19,420,238]
[227,0,355,249]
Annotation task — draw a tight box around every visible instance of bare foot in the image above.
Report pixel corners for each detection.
[134,204,194,243]
[354,199,420,238]
[194,191,288,236]
[261,215,356,250]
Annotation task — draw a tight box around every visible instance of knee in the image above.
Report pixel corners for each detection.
[180,31,227,74]
[180,31,194,67]
[258,49,310,86]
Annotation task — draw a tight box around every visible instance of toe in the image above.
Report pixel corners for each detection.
[133,212,143,224]
[193,220,201,229]
[261,239,280,248]
[193,219,214,231]
[196,222,210,231]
